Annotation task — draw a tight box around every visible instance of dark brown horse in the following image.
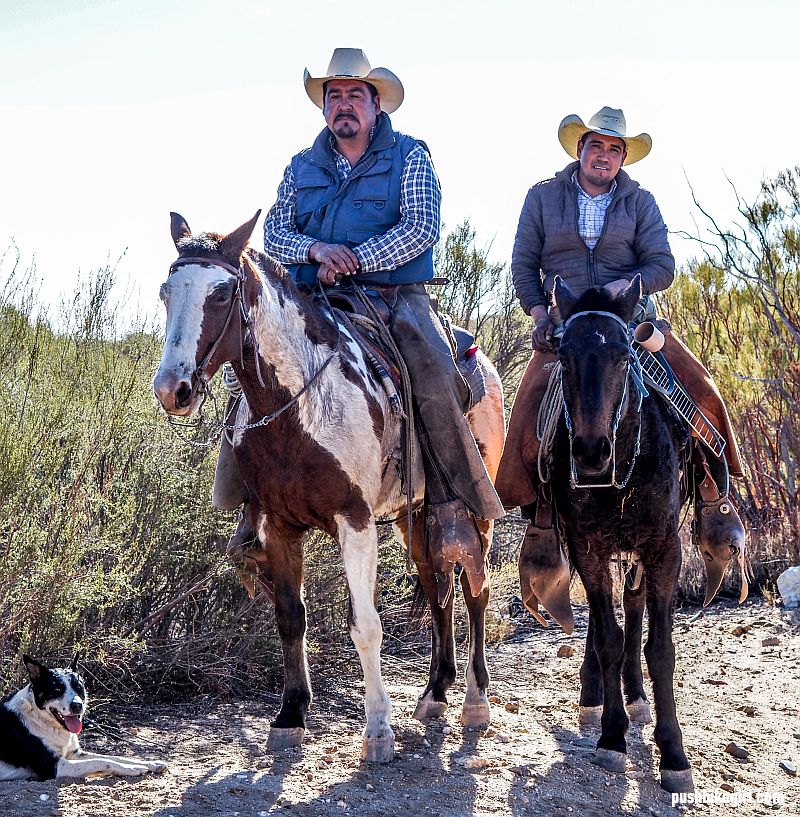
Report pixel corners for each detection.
[549,275,694,793]
[152,214,505,761]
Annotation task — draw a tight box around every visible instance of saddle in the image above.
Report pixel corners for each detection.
[323,286,486,414]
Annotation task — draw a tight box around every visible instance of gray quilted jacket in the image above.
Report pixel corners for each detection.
[511,161,675,317]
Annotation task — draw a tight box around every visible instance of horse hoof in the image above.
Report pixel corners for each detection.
[413,697,447,722]
[267,727,305,751]
[661,768,695,793]
[361,735,395,764]
[461,702,490,730]
[625,698,653,725]
[592,748,627,773]
[578,705,603,726]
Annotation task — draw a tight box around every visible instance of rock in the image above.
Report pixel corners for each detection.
[504,701,520,713]
[626,769,644,779]
[442,725,452,734]
[736,705,756,717]
[495,732,511,744]
[725,742,750,759]
[488,695,502,704]
[761,636,781,647]
[365,784,375,792]
[557,645,575,658]
[779,760,797,776]
[732,624,752,636]
[336,801,347,809]
[720,783,735,793]
[463,757,492,769]
[777,566,800,608]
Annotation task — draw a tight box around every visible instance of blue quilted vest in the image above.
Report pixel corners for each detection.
[286,113,435,286]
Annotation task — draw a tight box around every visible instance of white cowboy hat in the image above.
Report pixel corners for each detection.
[303,48,404,114]
[558,106,652,165]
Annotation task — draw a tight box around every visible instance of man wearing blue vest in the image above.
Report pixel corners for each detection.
[216,49,503,592]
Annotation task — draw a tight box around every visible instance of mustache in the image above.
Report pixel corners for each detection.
[334,113,358,122]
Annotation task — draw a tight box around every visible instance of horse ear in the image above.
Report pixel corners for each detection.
[170,212,191,248]
[617,274,643,321]
[553,275,579,320]
[221,210,262,264]
[70,652,81,672]
[23,654,44,680]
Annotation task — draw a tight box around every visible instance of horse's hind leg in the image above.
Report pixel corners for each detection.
[395,514,456,722]
[338,518,394,763]
[460,518,492,729]
[578,610,603,726]
[263,523,312,751]
[643,553,693,793]
[622,573,652,724]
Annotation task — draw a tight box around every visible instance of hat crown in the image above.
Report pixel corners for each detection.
[587,106,627,138]
[325,48,373,79]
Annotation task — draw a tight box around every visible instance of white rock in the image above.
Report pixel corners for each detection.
[778,566,800,609]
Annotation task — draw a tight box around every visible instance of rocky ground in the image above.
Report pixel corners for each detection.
[1,599,798,817]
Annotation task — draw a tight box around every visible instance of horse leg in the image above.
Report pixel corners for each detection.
[395,514,456,722]
[263,524,312,751]
[622,573,652,724]
[643,556,693,793]
[578,559,628,773]
[578,610,603,726]
[339,518,394,763]
[460,518,492,729]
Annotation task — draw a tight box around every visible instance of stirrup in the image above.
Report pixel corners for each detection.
[426,499,486,607]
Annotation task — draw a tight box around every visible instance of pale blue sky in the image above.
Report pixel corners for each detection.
[1,0,798,317]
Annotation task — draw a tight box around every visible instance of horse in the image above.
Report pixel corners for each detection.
[545,275,694,794]
[152,213,505,762]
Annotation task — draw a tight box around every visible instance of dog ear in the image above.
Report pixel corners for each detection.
[70,652,81,672]
[22,654,45,681]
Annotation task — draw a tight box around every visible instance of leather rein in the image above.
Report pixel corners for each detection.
[167,257,340,433]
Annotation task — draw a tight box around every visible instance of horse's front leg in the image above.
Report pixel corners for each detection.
[578,609,603,725]
[459,517,492,729]
[396,513,457,722]
[622,573,652,724]
[262,521,312,751]
[573,551,628,772]
[338,517,394,763]
[643,550,693,793]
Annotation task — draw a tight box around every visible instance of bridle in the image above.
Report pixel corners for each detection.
[165,256,340,435]
[560,309,648,490]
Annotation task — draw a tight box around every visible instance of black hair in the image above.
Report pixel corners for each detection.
[322,80,379,102]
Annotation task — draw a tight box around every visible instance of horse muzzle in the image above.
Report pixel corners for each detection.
[571,434,613,476]
[153,369,200,416]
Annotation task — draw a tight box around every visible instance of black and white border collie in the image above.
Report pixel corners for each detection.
[0,655,167,780]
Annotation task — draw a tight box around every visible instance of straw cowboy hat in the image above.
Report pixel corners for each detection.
[303,48,404,114]
[558,106,652,165]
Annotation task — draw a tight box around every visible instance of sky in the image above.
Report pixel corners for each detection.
[1,0,798,322]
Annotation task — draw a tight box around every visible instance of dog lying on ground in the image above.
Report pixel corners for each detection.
[0,654,167,780]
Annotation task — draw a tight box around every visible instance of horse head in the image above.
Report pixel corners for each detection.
[554,275,643,482]
[153,211,261,416]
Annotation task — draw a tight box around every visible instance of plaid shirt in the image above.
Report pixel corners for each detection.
[573,171,617,249]
[264,135,441,273]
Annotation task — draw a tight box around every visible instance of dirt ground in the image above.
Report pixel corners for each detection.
[1,599,798,817]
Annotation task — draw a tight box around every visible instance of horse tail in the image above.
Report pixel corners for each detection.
[408,575,429,624]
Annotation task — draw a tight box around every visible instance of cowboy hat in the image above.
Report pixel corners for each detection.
[303,48,404,114]
[558,106,652,165]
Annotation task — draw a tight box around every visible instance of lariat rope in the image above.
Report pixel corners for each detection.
[537,362,564,485]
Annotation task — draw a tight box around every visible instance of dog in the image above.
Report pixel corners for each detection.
[0,654,167,780]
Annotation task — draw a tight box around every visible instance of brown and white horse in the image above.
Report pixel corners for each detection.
[152,213,505,762]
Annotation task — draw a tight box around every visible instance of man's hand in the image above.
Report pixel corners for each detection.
[529,305,556,352]
[310,242,360,284]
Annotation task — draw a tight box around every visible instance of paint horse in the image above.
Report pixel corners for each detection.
[548,276,694,793]
[152,213,505,762]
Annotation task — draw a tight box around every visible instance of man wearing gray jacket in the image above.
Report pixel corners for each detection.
[496,107,745,630]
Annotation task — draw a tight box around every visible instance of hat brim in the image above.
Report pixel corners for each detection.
[303,66,404,114]
[558,115,652,165]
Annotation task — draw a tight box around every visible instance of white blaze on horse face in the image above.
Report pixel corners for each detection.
[158,265,232,379]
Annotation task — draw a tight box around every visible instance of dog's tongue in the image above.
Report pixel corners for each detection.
[64,715,82,734]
